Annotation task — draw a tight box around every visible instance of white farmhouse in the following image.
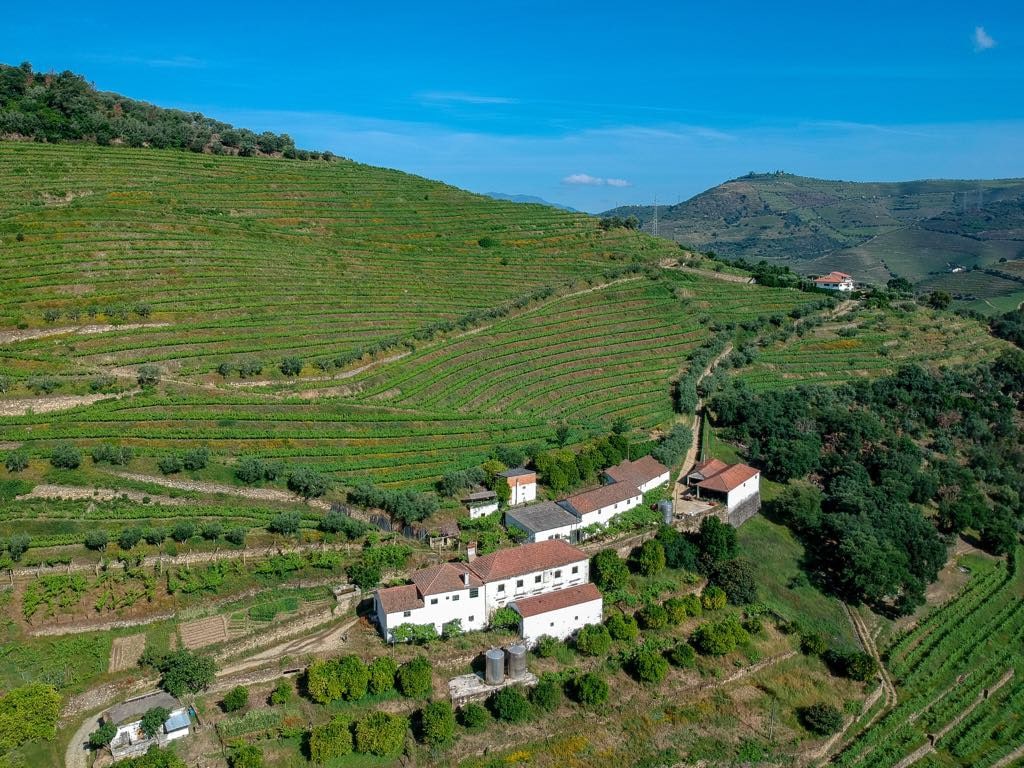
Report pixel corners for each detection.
[603,455,670,494]
[814,271,855,292]
[499,468,537,506]
[511,582,603,647]
[557,482,643,529]
[372,539,591,641]
[686,459,761,510]
[374,562,486,641]
[504,501,580,543]
[462,487,498,519]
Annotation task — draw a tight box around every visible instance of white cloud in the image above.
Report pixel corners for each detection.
[562,173,606,186]
[606,178,632,187]
[419,91,518,105]
[973,26,996,52]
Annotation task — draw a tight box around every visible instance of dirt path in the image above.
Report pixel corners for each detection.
[107,471,332,511]
[664,262,756,284]
[991,741,1024,768]
[217,616,360,676]
[0,387,140,417]
[226,351,411,389]
[811,682,885,765]
[16,483,188,506]
[0,322,170,345]
[848,605,898,710]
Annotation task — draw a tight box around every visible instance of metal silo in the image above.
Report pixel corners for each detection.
[484,648,505,685]
[506,644,527,679]
[658,499,673,524]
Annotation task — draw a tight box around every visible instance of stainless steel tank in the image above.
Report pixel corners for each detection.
[484,648,505,685]
[506,644,527,679]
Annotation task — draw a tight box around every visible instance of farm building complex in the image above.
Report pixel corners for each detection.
[813,271,855,291]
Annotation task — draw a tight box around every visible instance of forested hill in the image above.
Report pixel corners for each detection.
[0,62,330,159]
[604,172,1024,309]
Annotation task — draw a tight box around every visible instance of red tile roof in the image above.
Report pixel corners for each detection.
[696,463,760,493]
[469,539,587,581]
[559,482,642,516]
[411,562,482,595]
[376,584,424,614]
[511,583,602,618]
[604,455,669,487]
[814,271,853,283]
[691,458,729,478]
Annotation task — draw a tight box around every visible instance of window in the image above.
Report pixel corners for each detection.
[554,569,562,578]
[430,598,438,605]
[571,566,579,574]
[534,575,542,583]
[469,588,479,598]
[516,579,524,588]
[498,584,505,593]
[452,594,460,601]
[550,622,555,627]
[403,611,411,617]
[469,616,475,622]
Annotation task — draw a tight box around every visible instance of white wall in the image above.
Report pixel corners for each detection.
[726,475,760,509]
[483,559,589,614]
[469,501,499,519]
[637,472,670,494]
[509,480,537,506]
[377,587,487,641]
[506,517,577,543]
[519,597,603,646]
[577,492,643,528]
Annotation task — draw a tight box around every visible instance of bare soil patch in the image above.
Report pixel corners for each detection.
[180,615,229,649]
[16,483,187,507]
[108,633,146,673]
[0,322,169,345]
[0,388,140,417]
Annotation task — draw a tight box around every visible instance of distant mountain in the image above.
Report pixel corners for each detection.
[603,173,1024,310]
[486,193,576,212]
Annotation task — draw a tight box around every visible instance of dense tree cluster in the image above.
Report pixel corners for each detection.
[711,354,1024,613]
[0,62,331,159]
[347,480,438,525]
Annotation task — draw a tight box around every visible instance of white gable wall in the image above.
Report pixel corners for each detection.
[483,559,589,614]
[725,475,760,509]
[577,492,643,528]
[518,597,603,647]
[377,587,487,641]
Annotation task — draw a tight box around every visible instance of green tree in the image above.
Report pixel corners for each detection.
[637,603,669,630]
[50,442,81,469]
[170,521,196,543]
[6,533,30,561]
[420,700,456,747]
[701,585,727,611]
[84,529,108,551]
[799,703,844,736]
[606,612,639,642]
[926,291,952,310]
[488,686,532,723]
[570,672,608,707]
[368,656,398,694]
[697,517,737,569]
[632,539,666,576]
[227,743,264,768]
[335,655,369,701]
[268,511,302,535]
[690,614,749,656]
[530,673,563,712]
[140,706,171,738]
[181,447,209,471]
[309,715,353,762]
[668,642,697,668]
[0,683,61,751]
[4,451,28,472]
[306,658,342,704]
[279,356,303,376]
[221,685,249,713]
[354,711,407,756]
[88,720,117,749]
[708,558,758,605]
[288,466,329,499]
[630,647,669,684]
[137,364,161,387]
[591,549,630,591]
[458,702,489,730]
[575,623,612,656]
[146,649,216,696]
[269,680,293,706]
[490,606,521,631]
[396,656,433,698]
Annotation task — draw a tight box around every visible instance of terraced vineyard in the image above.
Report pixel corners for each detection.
[733,306,1005,392]
[835,552,1024,768]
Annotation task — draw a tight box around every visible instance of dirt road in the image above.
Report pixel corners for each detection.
[0,388,140,417]
[108,471,332,511]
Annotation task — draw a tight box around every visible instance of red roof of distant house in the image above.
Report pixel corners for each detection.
[814,271,853,283]
[411,562,483,595]
[690,458,729,478]
[469,539,587,581]
[559,482,642,516]
[696,463,760,493]
[376,584,424,614]
[511,582,602,618]
[604,455,669,487]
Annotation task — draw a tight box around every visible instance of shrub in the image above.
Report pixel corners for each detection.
[268,511,301,535]
[800,632,828,656]
[396,656,433,698]
[530,673,563,712]
[668,642,697,668]
[488,686,532,723]
[217,362,234,378]
[570,672,609,707]
[306,655,368,703]
[825,649,877,682]
[490,606,521,631]
[88,720,117,749]
[84,529,108,551]
[228,743,263,768]
[478,236,499,248]
[664,597,689,625]
[575,623,612,656]
[6,534,29,561]
[631,539,666,576]
[222,685,249,713]
[458,702,489,730]
[157,455,183,475]
[606,612,640,642]
[288,466,329,499]
[91,444,133,466]
[137,364,161,387]
[181,447,209,471]
[637,603,669,630]
[391,622,437,645]
[368,656,398,694]
[171,521,196,542]
[50,443,81,469]
[533,635,562,658]
[225,526,247,546]
[269,680,293,706]
[320,509,369,539]
[279,356,303,376]
[309,715,353,762]
[144,649,216,696]
[630,647,670,684]
[701,585,727,611]
[238,360,263,378]
[420,700,456,747]
[5,451,29,472]
[799,703,844,736]
[690,615,749,656]
[708,558,758,605]
[591,549,630,591]
[354,711,407,756]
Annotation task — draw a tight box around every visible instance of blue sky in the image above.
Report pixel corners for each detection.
[3,2,1022,211]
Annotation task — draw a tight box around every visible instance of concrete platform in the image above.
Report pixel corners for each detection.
[448,671,538,706]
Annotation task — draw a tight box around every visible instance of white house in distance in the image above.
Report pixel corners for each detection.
[686,459,761,510]
[462,487,498,519]
[504,501,580,543]
[603,455,670,494]
[105,692,191,761]
[511,582,603,646]
[373,539,595,642]
[500,468,537,506]
[557,481,643,528]
[814,271,855,292]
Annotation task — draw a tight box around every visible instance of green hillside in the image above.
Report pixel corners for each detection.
[604,172,1024,311]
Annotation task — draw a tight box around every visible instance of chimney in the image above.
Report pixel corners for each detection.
[467,541,477,562]
[462,572,470,586]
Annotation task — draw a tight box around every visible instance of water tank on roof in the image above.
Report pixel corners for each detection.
[484,648,505,685]
[506,644,527,679]
[658,499,673,524]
